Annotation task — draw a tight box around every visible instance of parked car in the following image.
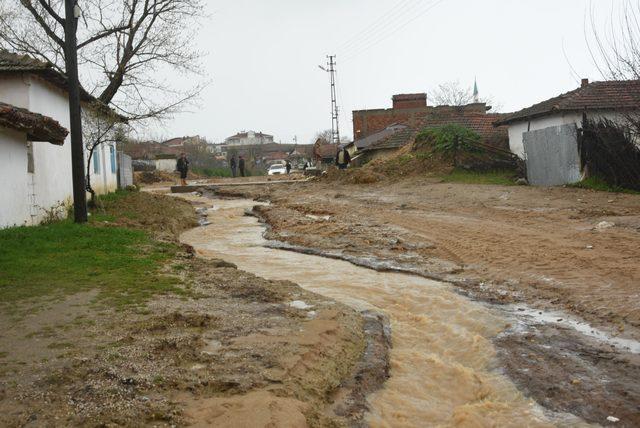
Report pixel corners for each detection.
[267,163,286,175]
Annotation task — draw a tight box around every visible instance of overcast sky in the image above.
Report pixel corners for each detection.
[157,0,617,145]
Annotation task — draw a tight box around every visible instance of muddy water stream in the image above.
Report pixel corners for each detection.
[180,198,581,427]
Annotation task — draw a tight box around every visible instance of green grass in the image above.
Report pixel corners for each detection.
[568,176,640,194]
[441,169,516,186]
[192,167,232,177]
[0,220,183,307]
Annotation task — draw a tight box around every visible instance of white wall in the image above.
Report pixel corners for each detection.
[507,110,622,159]
[155,158,177,172]
[27,77,75,218]
[0,128,30,228]
[507,112,582,159]
[0,73,119,227]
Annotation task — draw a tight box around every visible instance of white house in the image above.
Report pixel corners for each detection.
[0,103,69,228]
[496,79,640,159]
[224,130,274,147]
[0,50,120,227]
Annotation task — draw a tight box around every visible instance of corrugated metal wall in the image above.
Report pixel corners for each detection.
[523,124,582,186]
[118,153,134,188]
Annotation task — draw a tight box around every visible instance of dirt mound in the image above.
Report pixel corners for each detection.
[135,170,177,184]
[134,169,207,185]
[326,134,520,184]
[98,191,199,238]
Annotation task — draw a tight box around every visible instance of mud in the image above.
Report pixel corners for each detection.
[211,178,640,427]
[0,192,373,427]
[180,196,571,426]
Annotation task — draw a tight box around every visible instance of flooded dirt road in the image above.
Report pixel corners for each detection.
[180,197,586,427]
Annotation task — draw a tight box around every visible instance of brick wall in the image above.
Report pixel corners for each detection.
[352,103,494,139]
[392,93,427,110]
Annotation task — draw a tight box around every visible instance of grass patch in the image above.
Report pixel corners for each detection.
[568,176,640,194]
[0,221,183,307]
[440,169,516,186]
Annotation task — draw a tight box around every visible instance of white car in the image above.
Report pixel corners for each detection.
[267,164,287,175]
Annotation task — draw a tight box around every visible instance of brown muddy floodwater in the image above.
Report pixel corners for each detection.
[180,197,585,427]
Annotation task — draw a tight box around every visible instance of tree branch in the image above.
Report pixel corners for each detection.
[78,25,128,49]
[19,0,64,48]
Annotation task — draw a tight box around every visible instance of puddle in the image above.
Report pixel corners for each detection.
[180,198,586,427]
[505,305,640,354]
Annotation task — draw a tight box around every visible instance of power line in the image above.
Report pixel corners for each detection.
[340,0,446,64]
[338,0,426,58]
[336,0,421,53]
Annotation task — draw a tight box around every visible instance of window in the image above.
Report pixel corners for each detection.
[26,141,34,173]
[93,150,101,174]
[110,145,116,174]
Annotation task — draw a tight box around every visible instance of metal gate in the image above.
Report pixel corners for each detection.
[118,152,134,188]
[523,124,582,186]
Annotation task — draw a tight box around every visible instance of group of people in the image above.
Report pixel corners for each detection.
[228,155,246,178]
[176,145,351,186]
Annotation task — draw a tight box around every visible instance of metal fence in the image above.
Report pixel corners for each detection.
[118,153,134,188]
[523,124,582,186]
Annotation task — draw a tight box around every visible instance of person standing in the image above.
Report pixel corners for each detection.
[176,152,190,186]
[239,155,246,177]
[336,146,351,170]
[230,155,237,178]
[285,160,292,175]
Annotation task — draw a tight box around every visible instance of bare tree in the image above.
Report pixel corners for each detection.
[588,1,640,81]
[313,129,333,144]
[0,0,207,121]
[588,0,640,136]
[429,80,500,111]
[82,104,122,203]
[312,129,349,144]
[0,0,207,198]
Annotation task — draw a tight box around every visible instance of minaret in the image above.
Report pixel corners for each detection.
[473,78,479,103]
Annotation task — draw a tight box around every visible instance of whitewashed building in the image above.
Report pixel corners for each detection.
[0,50,120,227]
[0,103,69,227]
[224,130,274,147]
[497,79,640,159]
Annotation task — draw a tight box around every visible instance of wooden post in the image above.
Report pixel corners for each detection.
[64,0,88,223]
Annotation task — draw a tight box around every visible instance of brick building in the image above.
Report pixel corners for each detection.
[352,92,500,140]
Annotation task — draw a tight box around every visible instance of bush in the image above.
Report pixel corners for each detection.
[416,125,483,167]
[579,118,640,191]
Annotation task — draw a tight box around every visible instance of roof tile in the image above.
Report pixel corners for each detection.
[496,80,640,125]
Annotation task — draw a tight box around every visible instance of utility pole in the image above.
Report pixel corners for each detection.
[319,55,341,145]
[64,0,88,223]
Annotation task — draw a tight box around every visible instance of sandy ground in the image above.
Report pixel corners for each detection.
[0,192,376,427]
[212,176,640,426]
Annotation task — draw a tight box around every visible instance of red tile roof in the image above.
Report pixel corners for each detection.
[496,80,640,125]
[314,140,338,159]
[363,128,416,152]
[423,112,507,139]
[0,102,68,145]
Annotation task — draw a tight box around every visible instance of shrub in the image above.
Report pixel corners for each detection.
[416,125,483,166]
